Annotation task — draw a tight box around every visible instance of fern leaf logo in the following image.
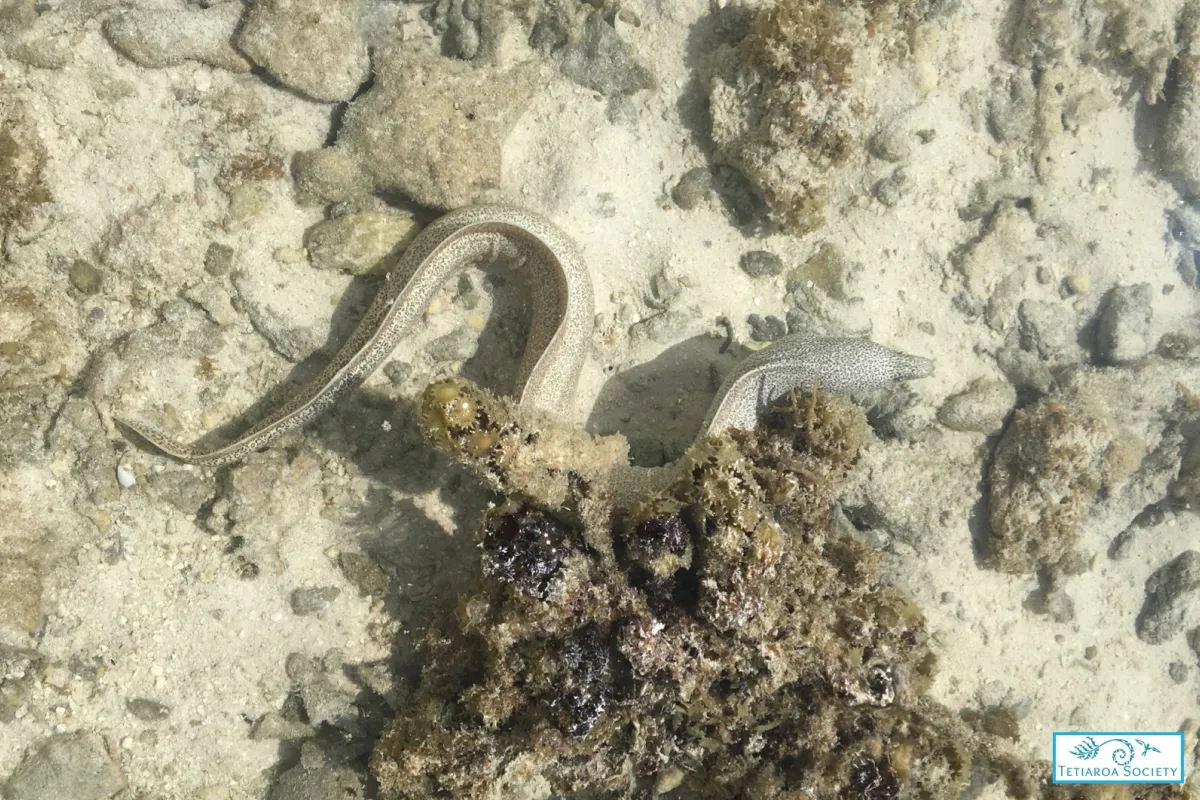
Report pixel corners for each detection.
[1069,737,1101,760]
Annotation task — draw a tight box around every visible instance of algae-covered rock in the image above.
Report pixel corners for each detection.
[705,0,930,234]
[369,381,996,798]
[985,398,1129,574]
[0,100,51,232]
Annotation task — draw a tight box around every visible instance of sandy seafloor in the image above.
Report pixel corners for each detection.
[2,0,1200,796]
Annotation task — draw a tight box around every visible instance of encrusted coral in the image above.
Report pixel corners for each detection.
[371,380,1064,798]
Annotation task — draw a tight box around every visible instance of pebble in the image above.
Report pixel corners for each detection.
[426,326,477,363]
[126,697,171,721]
[204,242,235,276]
[1135,550,1200,644]
[250,711,316,741]
[872,168,912,206]
[1064,274,1090,295]
[290,586,341,616]
[116,463,136,489]
[627,309,694,345]
[738,250,784,279]
[868,123,912,162]
[671,167,714,211]
[68,260,102,295]
[1095,283,1153,365]
[383,361,413,387]
[936,378,1017,434]
[746,313,787,342]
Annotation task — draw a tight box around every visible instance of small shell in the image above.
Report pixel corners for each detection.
[116,463,136,489]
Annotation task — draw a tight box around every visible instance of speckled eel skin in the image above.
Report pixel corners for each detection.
[117,205,933,476]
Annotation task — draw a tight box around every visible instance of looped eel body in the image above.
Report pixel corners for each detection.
[116,205,933,485]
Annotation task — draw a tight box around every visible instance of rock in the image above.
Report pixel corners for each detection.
[338,552,389,598]
[868,122,912,162]
[382,361,413,387]
[0,556,42,644]
[1136,550,1200,644]
[306,212,421,275]
[0,647,44,723]
[270,742,364,800]
[671,168,715,211]
[985,399,1115,574]
[746,314,786,342]
[236,0,369,102]
[146,469,217,515]
[120,299,222,363]
[704,2,862,233]
[102,4,251,73]
[426,326,478,363]
[294,49,540,209]
[873,168,912,206]
[1177,252,1198,288]
[2,731,127,800]
[126,697,171,721]
[285,653,361,733]
[863,386,927,442]
[786,243,850,301]
[250,711,316,741]
[994,346,1054,394]
[1026,584,1075,623]
[184,283,240,328]
[936,378,1016,434]
[204,242,235,276]
[68,259,102,295]
[231,275,326,363]
[1167,203,1200,251]
[627,309,695,345]
[290,586,341,616]
[738,250,784,279]
[1016,299,1085,364]
[1161,78,1200,195]
[0,102,51,230]
[556,11,654,97]
[1095,283,1153,364]
[1157,331,1197,360]
[1168,662,1189,684]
